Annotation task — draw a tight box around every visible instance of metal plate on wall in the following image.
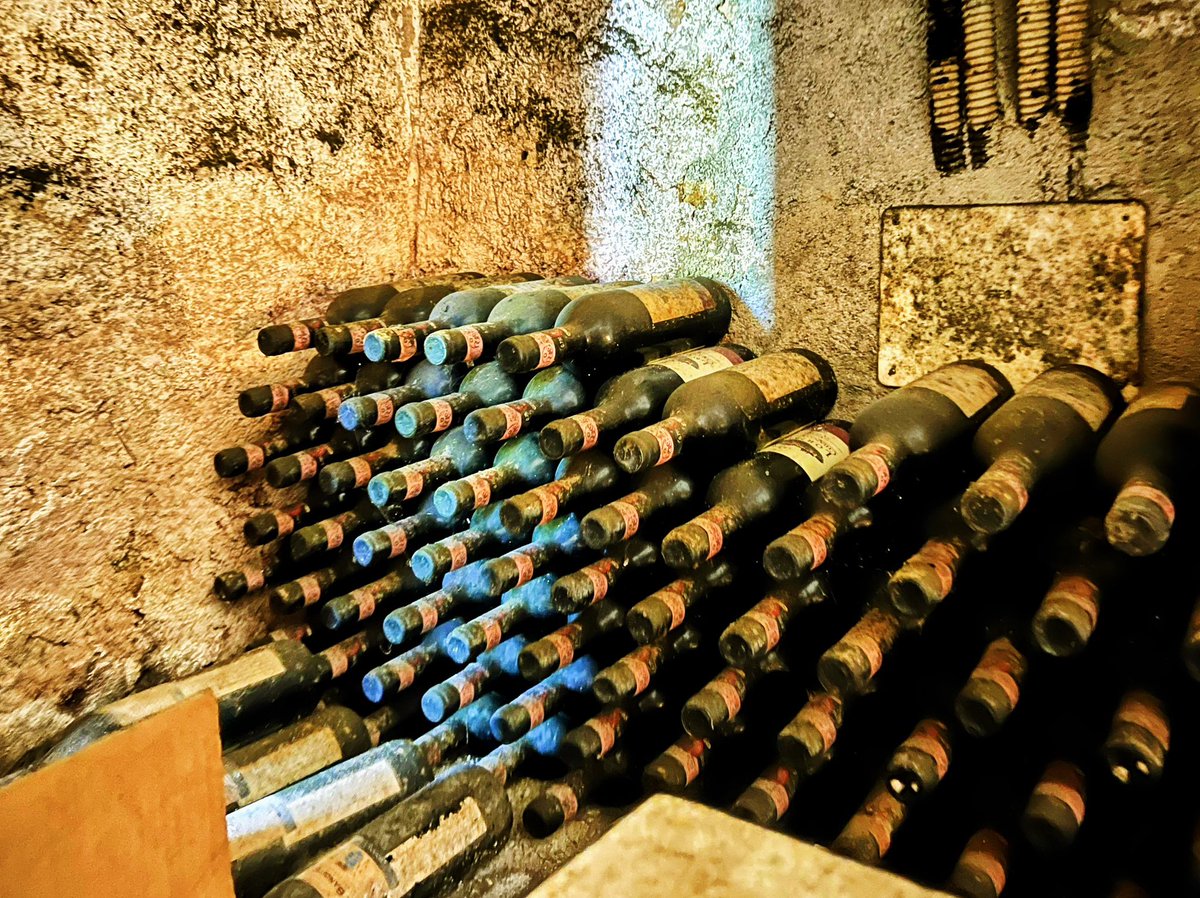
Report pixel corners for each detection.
[878,202,1145,388]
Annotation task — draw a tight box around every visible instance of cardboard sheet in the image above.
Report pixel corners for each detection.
[0,692,235,898]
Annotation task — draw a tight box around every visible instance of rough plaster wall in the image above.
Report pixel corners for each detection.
[0,0,420,769]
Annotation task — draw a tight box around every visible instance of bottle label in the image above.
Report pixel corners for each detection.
[454,672,477,706]
[289,323,313,351]
[510,551,536,586]
[390,659,419,692]
[387,525,408,556]
[582,565,610,602]
[744,600,785,650]
[707,674,744,718]
[693,514,725,559]
[664,742,703,783]
[460,326,485,362]
[429,398,455,433]
[480,616,504,651]
[1049,575,1100,628]
[242,444,267,471]
[279,757,404,849]
[608,500,640,538]
[1035,775,1086,825]
[529,331,562,370]
[381,797,489,897]
[569,413,601,451]
[414,600,441,634]
[910,364,1004,417]
[649,345,744,382]
[624,657,652,694]
[585,714,619,755]
[546,783,580,821]
[736,353,820,405]
[642,422,679,465]
[464,473,493,508]
[1022,369,1112,431]
[274,510,298,537]
[1116,692,1170,747]
[297,453,320,481]
[1122,384,1195,416]
[374,395,395,424]
[1119,481,1176,525]
[544,632,577,668]
[321,389,344,418]
[843,628,885,679]
[518,692,547,729]
[959,844,1007,895]
[320,519,345,550]
[796,699,839,755]
[761,423,851,480]
[905,729,950,779]
[233,727,345,806]
[243,566,267,592]
[499,404,525,440]
[656,585,688,629]
[752,776,791,819]
[974,665,1021,709]
[269,383,292,411]
[791,514,836,569]
[403,468,426,500]
[447,538,469,571]
[295,838,392,898]
[396,326,421,361]
[624,281,716,324]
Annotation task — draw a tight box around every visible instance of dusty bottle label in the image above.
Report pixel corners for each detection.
[429,398,455,432]
[1034,765,1086,825]
[761,423,851,480]
[1022,369,1112,431]
[566,413,601,450]
[296,838,391,898]
[281,758,404,848]
[664,740,704,783]
[1121,384,1195,417]
[242,444,267,471]
[608,500,641,538]
[290,323,313,351]
[649,345,744,382]
[751,776,791,818]
[233,727,345,806]
[910,364,1004,417]
[624,280,716,324]
[736,353,821,405]
[795,696,840,754]
[446,538,469,570]
[271,509,297,536]
[546,783,580,820]
[459,326,485,362]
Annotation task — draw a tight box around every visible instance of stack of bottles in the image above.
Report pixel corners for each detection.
[31,270,1200,898]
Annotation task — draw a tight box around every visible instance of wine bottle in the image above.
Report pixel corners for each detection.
[551,538,659,614]
[243,493,351,547]
[960,365,1123,535]
[955,637,1028,737]
[363,276,591,362]
[475,714,572,783]
[497,450,622,538]
[613,348,838,474]
[393,362,524,438]
[317,435,434,495]
[214,546,292,602]
[270,554,367,614]
[496,278,736,373]
[227,695,498,898]
[661,422,851,568]
[367,426,494,506]
[1102,689,1170,784]
[462,365,588,444]
[817,607,903,698]
[489,656,599,742]
[431,433,555,524]
[819,361,1013,509]
[313,275,541,356]
[256,273,483,356]
[223,703,405,811]
[1095,381,1200,556]
[409,504,511,585]
[289,499,390,563]
[593,627,701,705]
[681,656,782,740]
[1030,519,1125,657]
[41,633,379,765]
[288,362,407,423]
[777,692,844,769]
[884,718,953,801]
[518,599,626,681]
[352,494,447,568]
[321,563,424,631]
[643,733,710,793]
[262,765,513,898]
[884,525,975,620]
[265,427,387,489]
[420,635,528,723]
[361,619,462,703]
[538,344,755,458]
[831,783,908,865]
[443,575,558,663]
[214,421,326,478]
[730,759,803,827]
[423,281,639,365]
[762,505,870,582]
[524,750,630,838]
[580,465,697,550]
[558,706,634,767]
[947,829,1009,898]
[451,514,585,603]
[381,589,461,646]
[239,356,355,417]
[337,360,467,431]
[719,577,830,665]
[1021,760,1086,851]
[626,559,736,644]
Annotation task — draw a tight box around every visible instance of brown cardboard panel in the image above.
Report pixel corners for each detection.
[0,693,234,898]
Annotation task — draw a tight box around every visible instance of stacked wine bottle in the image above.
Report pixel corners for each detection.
[37,270,1200,898]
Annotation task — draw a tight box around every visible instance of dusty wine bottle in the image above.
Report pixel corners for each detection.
[454,514,585,602]
[475,714,572,783]
[424,280,638,365]
[681,658,780,740]
[884,718,953,801]
[1030,520,1124,657]
[831,784,908,865]
[213,547,292,602]
[442,575,558,663]
[420,635,528,723]
[819,361,1012,509]
[270,554,367,614]
[559,705,634,767]
[432,433,555,524]
[394,362,525,438]
[730,759,804,827]
[463,365,588,444]
[336,360,467,431]
[289,361,408,423]
[817,607,903,698]
[239,356,355,418]
[613,349,839,473]
[361,619,461,703]
[626,559,736,644]
[719,577,830,665]
[947,829,1009,898]
[489,656,599,742]
[777,692,844,768]
[661,422,851,569]
[265,427,387,488]
[884,527,975,620]
[518,599,626,681]
[223,703,405,811]
[243,493,350,547]
[496,278,735,373]
[497,450,622,538]
[955,637,1028,737]
[352,494,446,568]
[227,695,498,898]
[367,426,494,506]
[1095,381,1200,556]
[1102,690,1170,784]
[214,422,326,478]
[381,589,461,646]
[524,750,630,838]
[539,344,755,458]
[643,733,710,793]
[409,506,510,585]
[1021,760,1086,851]
[960,365,1123,535]
[317,436,433,495]
[580,465,697,550]
[551,538,659,614]
[321,563,424,631]
[593,627,701,705]
[289,499,390,563]
[762,505,870,581]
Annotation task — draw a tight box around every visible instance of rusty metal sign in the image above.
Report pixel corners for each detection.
[878,202,1145,389]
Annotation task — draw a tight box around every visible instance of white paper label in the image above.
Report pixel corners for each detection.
[282,758,403,848]
[761,425,851,480]
[297,839,392,898]
[382,797,488,896]
[736,352,821,404]
[235,727,345,806]
[1022,369,1112,431]
[623,281,716,324]
[910,364,1003,417]
[649,346,743,383]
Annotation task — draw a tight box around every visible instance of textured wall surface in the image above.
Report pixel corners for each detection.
[2,0,1199,769]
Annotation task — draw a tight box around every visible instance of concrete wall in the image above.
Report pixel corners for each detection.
[2,0,1198,767]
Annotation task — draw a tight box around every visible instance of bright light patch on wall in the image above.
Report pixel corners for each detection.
[581,0,777,332]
